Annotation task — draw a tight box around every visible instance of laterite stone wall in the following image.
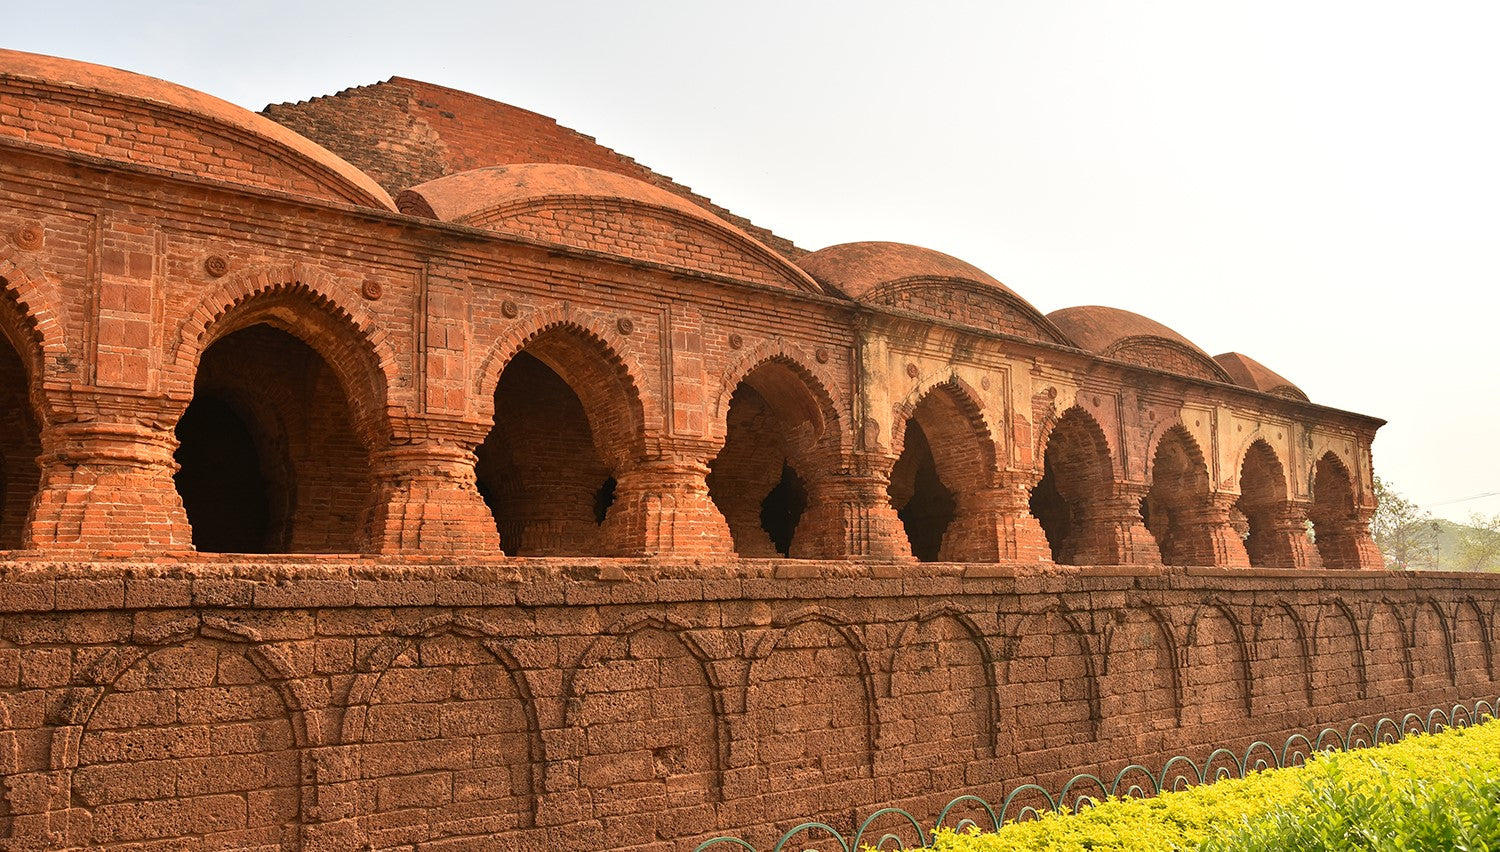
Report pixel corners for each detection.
[0,560,1495,851]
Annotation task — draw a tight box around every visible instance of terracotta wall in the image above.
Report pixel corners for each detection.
[0,560,1494,851]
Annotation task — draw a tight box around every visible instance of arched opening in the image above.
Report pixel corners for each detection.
[1142,427,1211,565]
[888,384,992,562]
[1029,408,1113,564]
[1237,440,1289,567]
[175,324,373,552]
[708,359,830,558]
[0,299,40,549]
[889,422,954,561]
[1310,452,1360,569]
[476,350,621,556]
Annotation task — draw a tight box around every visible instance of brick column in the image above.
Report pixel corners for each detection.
[1076,482,1161,566]
[792,452,912,560]
[1314,504,1383,570]
[366,418,501,555]
[1173,493,1252,567]
[27,391,193,554]
[1247,500,1321,569]
[941,472,1052,563]
[601,439,734,557]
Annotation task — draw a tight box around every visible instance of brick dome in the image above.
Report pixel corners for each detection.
[398,164,821,293]
[797,242,1069,344]
[1047,305,1234,384]
[0,49,394,210]
[1214,351,1308,401]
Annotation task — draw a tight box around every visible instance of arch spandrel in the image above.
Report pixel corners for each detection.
[474,304,655,468]
[169,263,398,447]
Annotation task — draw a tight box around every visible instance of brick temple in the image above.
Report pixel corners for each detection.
[0,49,1488,851]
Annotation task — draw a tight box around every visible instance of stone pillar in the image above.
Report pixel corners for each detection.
[940,472,1052,563]
[600,439,734,557]
[1247,500,1321,569]
[791,452,912,560]
[1176,493,1252,567]
[366,419,501,555]
[1076,482,1161,566]
[27,392,193,554]
[1314,504,1383,570]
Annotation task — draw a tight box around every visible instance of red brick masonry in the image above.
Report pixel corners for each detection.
[0,561,1493,850]
[0,48,1437,851]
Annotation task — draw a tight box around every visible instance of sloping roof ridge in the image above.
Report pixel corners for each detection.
[383,76,805,257]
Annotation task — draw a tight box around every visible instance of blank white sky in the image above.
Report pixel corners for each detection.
[10,1,1499,520]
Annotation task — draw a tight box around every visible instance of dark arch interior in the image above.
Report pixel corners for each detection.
[1030,412,1112,564]
[0,322,40,549]
[1310,453,1358,568]
[1237,441,1287,567]
[175,324,373,553]
[174,395,272,553]
[708,365,824,558]
[476,350,615,556]
[889,421,956,562]
[1143,430,1208,565]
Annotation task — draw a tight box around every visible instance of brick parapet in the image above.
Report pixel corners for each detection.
[0,558,1493,849]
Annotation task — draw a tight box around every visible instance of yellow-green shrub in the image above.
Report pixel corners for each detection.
[912,718,1500,852]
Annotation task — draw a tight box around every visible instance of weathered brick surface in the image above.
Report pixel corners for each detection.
[0,561,1494,850]
[0,49,1430,850]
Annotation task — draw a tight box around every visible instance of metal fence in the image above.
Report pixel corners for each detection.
[692,697,1499,852]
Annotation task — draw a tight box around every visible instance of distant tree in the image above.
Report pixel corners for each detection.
[1370,477,1436,569]
[1454,513,1500,572]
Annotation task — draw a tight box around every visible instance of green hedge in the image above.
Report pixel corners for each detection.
[918,718,1500,851]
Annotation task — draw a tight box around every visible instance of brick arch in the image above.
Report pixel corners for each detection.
[1143,424,1212,566]
[342,622,541,837]
[1452,598,1493,685]
[1251,601,1313,713]
[889,605,1000,758]
[1030,404,1118,565]
[710,338,843,447]
[1035,402,1117,473]
[1100,604,1182,731]
[1364,598,1412,693]
[1410,598,1455,692]
[43,631,308,850]
[746,608,877,797]
[890,374,998,486]
[1310,451,1364,569]
[474,305,651,468]
[1005,605,1100,746]
[1184,601,1252,722]
[171,263,396,447]
[1237,439,1293,567]
[1313,600,1367,703]
[561,614,726,808]
[0,248,70,392]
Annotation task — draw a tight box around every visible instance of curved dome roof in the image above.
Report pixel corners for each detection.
[1048,306,1233,384]
[398,164,821,292]
[1214,352,1308,401]
[0,50,394,210]
[797,242,1069,344]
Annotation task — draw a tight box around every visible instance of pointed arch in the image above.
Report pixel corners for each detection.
[1311,451,1363,569]
[1006,605,1100,746]
[1238,439,1293,567]
[1030,405,1116,564]
[1100,604,1182,733]
[890,605,1000,759]
[1184,601,1252,722]
[563,616,725,805]
[172,262,396,446]
[1452,598,1493,685]
[1314,600,1367,703]
[708,347,845,558]
[0,276,46,549]
[474,304,653,464]
[710,338,843,447]
[342,623,540,838]
[51,633,306,849]
[1142,424,1212,565]
[889,377,999,562]
[1252,601,1313,714]
[0,247,70,392]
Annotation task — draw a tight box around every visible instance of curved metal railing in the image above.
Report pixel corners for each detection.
[691,697,1497,852]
